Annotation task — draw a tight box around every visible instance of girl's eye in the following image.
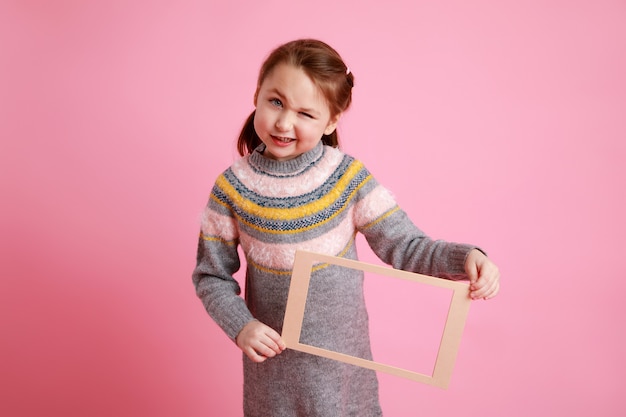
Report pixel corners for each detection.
[270,98,283,107]
[300,112,314,119]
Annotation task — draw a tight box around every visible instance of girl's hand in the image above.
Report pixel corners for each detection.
[236,320,286,363]
[465,249,500,300]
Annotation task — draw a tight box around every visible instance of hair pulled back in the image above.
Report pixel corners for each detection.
[237,39,354,156]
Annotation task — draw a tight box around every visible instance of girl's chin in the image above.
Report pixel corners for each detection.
[263,139,299,161]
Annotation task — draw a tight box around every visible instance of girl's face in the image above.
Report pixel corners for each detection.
[254,63,340,161]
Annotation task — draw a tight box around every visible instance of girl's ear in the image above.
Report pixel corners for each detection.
[324,113,342,135]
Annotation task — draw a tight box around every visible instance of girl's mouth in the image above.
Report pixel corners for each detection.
[271,135,295,145]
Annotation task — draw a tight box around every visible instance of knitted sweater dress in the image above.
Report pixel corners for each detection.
[192,142,476,417]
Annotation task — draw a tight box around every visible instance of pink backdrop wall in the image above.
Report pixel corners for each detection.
[2,1,624,416]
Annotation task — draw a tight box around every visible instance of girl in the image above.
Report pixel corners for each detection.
[193,39,500,417]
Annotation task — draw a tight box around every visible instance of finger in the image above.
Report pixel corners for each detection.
[247,338,282,361]
[245,347,268,363]
[483,281,500,300]
[265,329,287,351]
[470,273,489,297]
[472,272,500,300]
[473,275,497,298]
[252,338,279,358]
[257,331,286,357]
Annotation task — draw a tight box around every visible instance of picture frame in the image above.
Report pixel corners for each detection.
[281,250,472,389]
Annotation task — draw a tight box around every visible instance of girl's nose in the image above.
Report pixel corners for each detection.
[275,113,293,132]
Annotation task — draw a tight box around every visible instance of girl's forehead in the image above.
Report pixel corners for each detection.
[260,64,327,107]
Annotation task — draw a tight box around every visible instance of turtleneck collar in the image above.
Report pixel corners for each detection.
[249,141,325,175]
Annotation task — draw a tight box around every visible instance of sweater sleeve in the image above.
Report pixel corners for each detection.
[354,178,477,279]
[192,192,255,341]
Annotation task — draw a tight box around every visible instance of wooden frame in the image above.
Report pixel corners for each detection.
[282,250,472,389]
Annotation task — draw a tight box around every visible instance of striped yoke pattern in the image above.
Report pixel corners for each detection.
[200,143,396,275]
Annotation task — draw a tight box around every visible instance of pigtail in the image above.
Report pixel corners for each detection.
[322,132,339,148]
[237,111,262,156]
[346,68,354,88]
[321,66,353,149]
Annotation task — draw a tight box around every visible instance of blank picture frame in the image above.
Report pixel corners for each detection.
[281,250,472,389]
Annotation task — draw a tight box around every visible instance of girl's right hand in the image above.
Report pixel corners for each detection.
[236,320,286,363]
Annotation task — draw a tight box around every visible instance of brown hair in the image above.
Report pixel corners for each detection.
[237,39,355,156]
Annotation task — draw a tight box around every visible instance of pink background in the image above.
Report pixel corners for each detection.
[2,1,624,416]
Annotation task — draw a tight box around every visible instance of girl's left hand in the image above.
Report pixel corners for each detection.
[465,249,500,300]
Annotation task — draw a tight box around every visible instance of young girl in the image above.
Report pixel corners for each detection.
[193,39,500,417]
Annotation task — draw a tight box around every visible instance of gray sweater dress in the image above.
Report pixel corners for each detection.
[192,142,475,416]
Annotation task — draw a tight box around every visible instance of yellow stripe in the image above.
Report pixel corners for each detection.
[214,161,372,235]
[361,205,401,230]
[216,160,365,221]
[200,232,237,246]
[246,259,293,276]
[308,234,357,271]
